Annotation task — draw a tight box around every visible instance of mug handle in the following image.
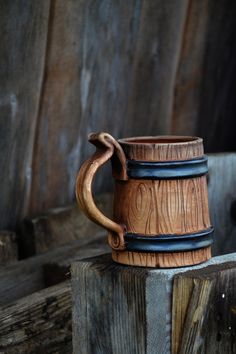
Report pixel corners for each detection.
[76,132,128,250]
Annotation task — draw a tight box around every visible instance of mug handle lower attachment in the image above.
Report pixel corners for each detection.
[76,132,128,251]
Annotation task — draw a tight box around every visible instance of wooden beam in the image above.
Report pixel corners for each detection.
[0,280,72,354]
[172,258,236,354]
[72,253,236,354]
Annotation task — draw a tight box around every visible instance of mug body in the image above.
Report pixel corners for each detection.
[112,136,212,267]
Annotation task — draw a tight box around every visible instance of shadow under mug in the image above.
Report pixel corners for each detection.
[76,132,213,268]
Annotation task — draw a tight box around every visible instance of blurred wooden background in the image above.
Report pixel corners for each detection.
[1,0,236,231]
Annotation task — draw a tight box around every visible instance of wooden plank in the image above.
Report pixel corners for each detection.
[72,253,180,354]
[172,259,236,354]
[0,280,72,354]
[0,235,108,306]
[72,253,236,354]
[0,1,50,230]
[171,0,209,135]
[171,0,236,154]
[208,153,236,256]
[21,193,112,257]
[28,0,189,216]
[123,0,189,135]
[1,0,236,233]
[0,231,18,266]
[29,0,85,215]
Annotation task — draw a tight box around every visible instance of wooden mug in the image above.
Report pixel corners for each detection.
[76,132,213,268]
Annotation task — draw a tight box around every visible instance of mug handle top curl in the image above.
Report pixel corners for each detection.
[76,132,128,250]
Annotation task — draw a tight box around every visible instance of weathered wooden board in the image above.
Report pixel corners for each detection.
[21,193,112,257]
[28,0,190,218]
[0,235,108,306]
[0,280,72,354]
[29,0,84,216]
[171,0,209,135]
[208,153,236,256]
[72,253,236,354]
[0,1,50,230]
[1,0,236,235]
[172,259,236,354]
[0,231,18,266]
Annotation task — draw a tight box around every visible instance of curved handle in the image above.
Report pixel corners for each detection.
[76,132,128,250]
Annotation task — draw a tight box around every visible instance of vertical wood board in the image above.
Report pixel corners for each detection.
[0,1,50,229]
[172,258,236,354]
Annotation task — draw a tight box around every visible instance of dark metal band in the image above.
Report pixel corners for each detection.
[127,155,208,179]
[124,227,214,253]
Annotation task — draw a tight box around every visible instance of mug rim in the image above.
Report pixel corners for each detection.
[118,135,202,145]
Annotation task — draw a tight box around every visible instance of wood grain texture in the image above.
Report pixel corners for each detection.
[119,136,203,161]
[0,1,50,229]
[114,177,210,235]
[0,280,72,354]
[76,133,128,251]
[171,0,209,135]
[112,247,211,268]
[0,231,18,266]
[0,0,189,230]
[77,134,212,267]
[1,0,236,232]
[72,253,236,354]
[21,193,112,257]
[72,254,175,354]
[29,0,83,215]
[113,175,212,264]
[172,261,236,354]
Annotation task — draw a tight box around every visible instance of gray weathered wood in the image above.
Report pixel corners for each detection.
[0,231,18,266]
[29,0,84,216]
[4,0,236,232]
[0,1,50,230]
[0,280,72,354]
[171,0,209,135]
[172,258,236,354]
[0,235,108,306]
[28,0,190,217]
[21,193,112,256]
[208,153,236,256]
[72,253,236,354]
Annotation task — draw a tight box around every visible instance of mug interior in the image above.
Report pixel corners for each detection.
[118,136,200,145]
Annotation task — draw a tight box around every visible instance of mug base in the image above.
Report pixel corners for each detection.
[111,246,211,268]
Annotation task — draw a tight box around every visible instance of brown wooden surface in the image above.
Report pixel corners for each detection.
[77,133,212,267]
[76,133,128,251]
[172,261,236,354]
[0,231,18,266]
[119,135,204,161]
[1,0,236,231]
[114,177,210,235]
[112,247,211,269]
[0,280,72,354]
